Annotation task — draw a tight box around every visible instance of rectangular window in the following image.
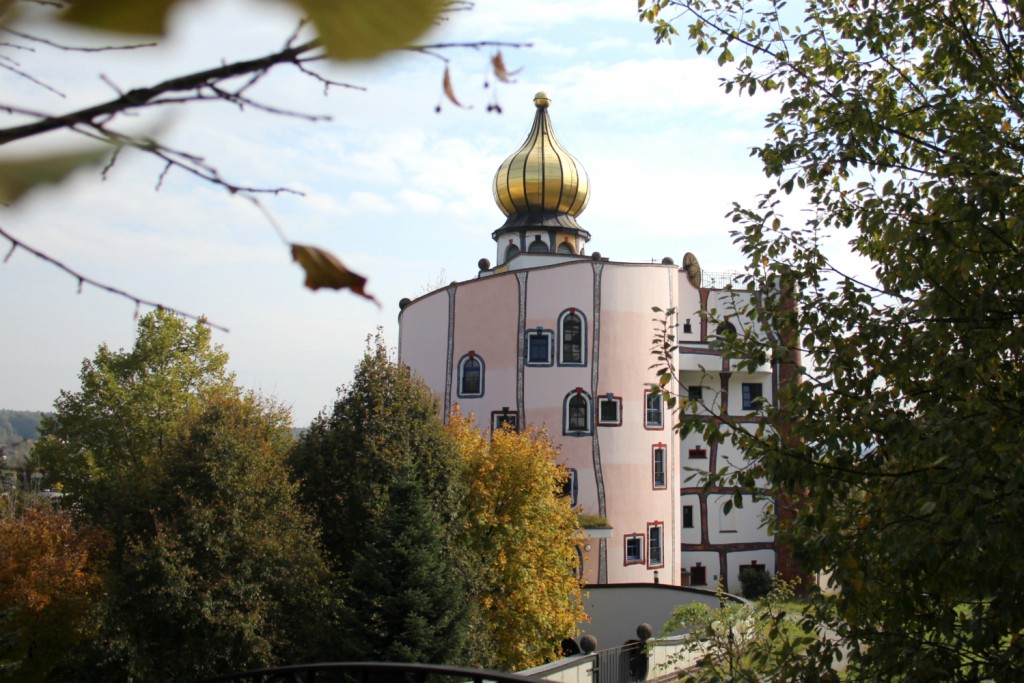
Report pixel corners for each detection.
[560,468,578,506]
[687,385,703,401]
[525,329,553,365]
[688,447,707,459]
[491,410,518,432]
[624,533,645,565]
[741,382,763,410]
[597,395,622,426]
[652,445,667,489]
[682,505,694,529]
[648,523,664,568]
[645,389,663,429]
[690,564,707,585]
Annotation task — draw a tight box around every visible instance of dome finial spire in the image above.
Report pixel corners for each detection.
[492,92,590,231]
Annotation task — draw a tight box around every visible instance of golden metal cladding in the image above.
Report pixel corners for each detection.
[492,92,590,219]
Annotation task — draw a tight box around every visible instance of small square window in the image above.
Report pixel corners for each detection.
[683,505,694,529]
[742,383,763,411]
[491,410,518,432]
[597,395,622,426]
[652,446,667,489]
[625,533,645,565]
[687,385,703,401]
[688,447,707,459]
[525,329,553,366]
[645,389,664,429]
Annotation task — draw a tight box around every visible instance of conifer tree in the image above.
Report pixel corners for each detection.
[291,334,473,665]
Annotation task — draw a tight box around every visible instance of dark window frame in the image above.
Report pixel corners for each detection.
[682,505,694,529]
[741,382,763,411]
[525,328,554,366]
[563,389,593,436]
[558,309,587,366]
[491,409,519,433]
[457,352,484,398]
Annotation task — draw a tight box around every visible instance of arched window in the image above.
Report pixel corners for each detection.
[457,353,484,398]
[504,243,520,262]
[558,309,586,365]
[557,241,574,254]
[563,389,592,436]
[716,320,737,338]
[528,235,550,253]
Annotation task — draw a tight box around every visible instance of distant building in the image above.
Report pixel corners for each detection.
[399,92,793,591]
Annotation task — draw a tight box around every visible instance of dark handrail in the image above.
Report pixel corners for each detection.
[196,661,552,683]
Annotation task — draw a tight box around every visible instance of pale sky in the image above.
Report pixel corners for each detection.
[0,0,788,426]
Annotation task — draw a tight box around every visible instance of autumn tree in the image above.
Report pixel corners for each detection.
[642,0,1024,679]
[290,335,474,665]
[0,495,109,683]
[448,413,585,671]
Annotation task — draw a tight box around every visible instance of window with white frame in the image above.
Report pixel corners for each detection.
[559,310,586,365]
[645,389,664,429]
[741,382,763,411]
[648,522,664,568]
[525,328,554,366]
[457,353,484,398]
[563,389,592,436]
[652,445,667,489]
[624,533,645,565]
[491,409,518,432]
[596,394,622,426]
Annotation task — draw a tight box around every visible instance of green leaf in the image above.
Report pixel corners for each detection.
[0,147,113,203]
[297,0,448,61]
[61,0,178,35]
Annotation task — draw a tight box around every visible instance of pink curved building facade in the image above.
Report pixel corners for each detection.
[398,94,781,590]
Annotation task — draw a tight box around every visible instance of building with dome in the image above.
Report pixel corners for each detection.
[398,93,789,590]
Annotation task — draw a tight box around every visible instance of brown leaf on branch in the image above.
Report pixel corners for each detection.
[442,65,467,108]
[291,243,377,303]
[490,50,521,83]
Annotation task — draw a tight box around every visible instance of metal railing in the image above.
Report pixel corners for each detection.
[196,662,553,683]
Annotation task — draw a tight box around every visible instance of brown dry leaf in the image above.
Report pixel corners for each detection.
[442,65,467,108]
[61,0,178,35]
[298,0,447,61]
[491,50,521,83]
[0,147,113,204]
[291,243,377,303]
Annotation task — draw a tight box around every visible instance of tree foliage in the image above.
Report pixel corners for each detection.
[642,0,1024,679]
[0,497,109,683]
[290,335,473,665]
[34,309,234,526]
[31,310,337,680]
[447,413,586,671]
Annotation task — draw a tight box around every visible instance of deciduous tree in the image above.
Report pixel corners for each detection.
[642,0,1024,679]
[448,413,585,670]
[0,496,109,683]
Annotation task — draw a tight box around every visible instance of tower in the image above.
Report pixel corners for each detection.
[398,93,779,590]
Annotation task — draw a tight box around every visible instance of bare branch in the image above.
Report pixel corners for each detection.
[1,26,157,52]
[0,224,230,332]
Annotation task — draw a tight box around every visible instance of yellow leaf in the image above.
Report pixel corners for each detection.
[442,65,467,108]
[290,243,377,302]
[491,50,522,83]
[297,0,447,61]
[0,147,113,204]
[61,0,178,35]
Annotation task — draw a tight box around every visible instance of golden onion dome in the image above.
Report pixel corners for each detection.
[492,92,590,230]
